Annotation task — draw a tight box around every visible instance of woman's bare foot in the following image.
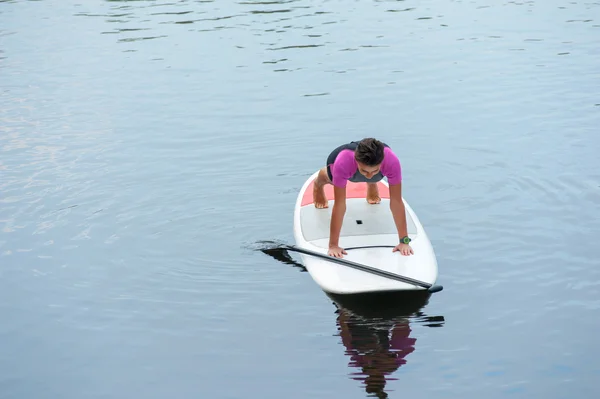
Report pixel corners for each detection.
[313,167,330,209]
[366,183,381,204]
[313,182,329,208]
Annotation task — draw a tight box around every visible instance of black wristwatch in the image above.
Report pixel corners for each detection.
[400,236,411,244]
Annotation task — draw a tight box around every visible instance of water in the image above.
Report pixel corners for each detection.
[1,0,599,397]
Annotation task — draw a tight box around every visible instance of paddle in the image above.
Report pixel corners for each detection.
[282,244,443,293]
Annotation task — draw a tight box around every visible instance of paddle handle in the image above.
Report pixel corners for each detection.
[285,245,438,291]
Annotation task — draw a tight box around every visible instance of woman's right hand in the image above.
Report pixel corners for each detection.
[328,245,347,258]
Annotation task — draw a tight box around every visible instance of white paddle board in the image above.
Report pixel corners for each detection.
[293,171,439,295]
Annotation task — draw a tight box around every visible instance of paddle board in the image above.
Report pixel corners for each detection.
[293,171,439,295]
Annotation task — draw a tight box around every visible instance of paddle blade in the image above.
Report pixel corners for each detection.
[428,285,444,293]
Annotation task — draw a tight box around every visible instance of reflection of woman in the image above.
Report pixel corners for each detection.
[336,308,416,398]
[259,245,443,397]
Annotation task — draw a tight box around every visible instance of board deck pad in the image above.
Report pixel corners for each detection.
[299,179,417,242]
[301,179,390,207]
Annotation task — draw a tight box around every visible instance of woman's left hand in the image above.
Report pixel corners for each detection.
[393,243,414,256]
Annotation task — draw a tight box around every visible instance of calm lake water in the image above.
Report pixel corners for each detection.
[1,0,599,398]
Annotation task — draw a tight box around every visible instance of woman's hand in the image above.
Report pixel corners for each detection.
[393,243,414,256]
[328,245,347,258]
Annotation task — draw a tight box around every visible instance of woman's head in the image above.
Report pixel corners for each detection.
[355,138,385,178]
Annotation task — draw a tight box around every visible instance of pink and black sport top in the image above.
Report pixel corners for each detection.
[325,141,402,188]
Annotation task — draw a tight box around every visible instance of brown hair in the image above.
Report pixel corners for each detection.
[355,138,385,166]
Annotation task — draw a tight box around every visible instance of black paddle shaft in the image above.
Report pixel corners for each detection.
[284,245,443,293]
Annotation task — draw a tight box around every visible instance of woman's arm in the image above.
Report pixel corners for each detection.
[389,182,414,256]
[328,185,347,258]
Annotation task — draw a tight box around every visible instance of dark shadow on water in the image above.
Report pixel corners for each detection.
[328,291,444,398]
[256,240,307,272]
[257,240,445,398]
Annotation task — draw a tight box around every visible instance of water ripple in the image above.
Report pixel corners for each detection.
[1,0,599,397]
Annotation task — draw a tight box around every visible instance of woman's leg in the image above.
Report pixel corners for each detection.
[366,183,381,204]
[349,170,383,205]
[313,166,332,208]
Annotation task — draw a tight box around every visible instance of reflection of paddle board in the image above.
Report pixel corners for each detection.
[293,171,439,295]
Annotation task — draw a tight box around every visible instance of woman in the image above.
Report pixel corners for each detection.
[312,138,414,258]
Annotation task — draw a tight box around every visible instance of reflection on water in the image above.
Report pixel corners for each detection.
[257,240,308,272]
[260,243,445,398]
[329,292,444,398]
